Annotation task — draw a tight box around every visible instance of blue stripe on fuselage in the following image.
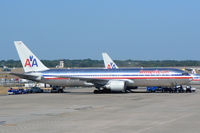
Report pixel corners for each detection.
[42,68,184,73]
[41,68,188,77]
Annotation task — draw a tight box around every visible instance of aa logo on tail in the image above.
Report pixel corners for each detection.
[24,56,38,67]
[107,63,116,69]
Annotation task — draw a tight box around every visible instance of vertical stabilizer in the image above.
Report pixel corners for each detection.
[192,68,197,74]
[14,41,49,72]
[102,52,118,69]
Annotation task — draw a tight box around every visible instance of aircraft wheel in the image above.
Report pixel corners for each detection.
[58,89,63,93]
[94,90,101,94]
[124,89,129,93]
[102,89,111,93]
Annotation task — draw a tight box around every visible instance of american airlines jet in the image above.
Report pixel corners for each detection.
[12,41,192,93]
[102,52,200,87]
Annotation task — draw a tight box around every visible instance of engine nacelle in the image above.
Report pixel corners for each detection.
[104,81,126,92]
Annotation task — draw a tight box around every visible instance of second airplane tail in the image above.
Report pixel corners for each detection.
[14,41,49,72]
[102,52,118,69]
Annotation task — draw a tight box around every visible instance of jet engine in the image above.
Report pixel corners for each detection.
[104,80,126,92]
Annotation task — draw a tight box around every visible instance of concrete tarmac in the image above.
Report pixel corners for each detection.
[1,87,200,133]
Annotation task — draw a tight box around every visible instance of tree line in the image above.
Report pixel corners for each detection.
[1,59,200,68]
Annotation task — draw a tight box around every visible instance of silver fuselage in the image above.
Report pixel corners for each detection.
[27,68,192,88]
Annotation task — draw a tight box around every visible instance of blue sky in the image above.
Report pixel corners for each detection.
[0,0,200,60]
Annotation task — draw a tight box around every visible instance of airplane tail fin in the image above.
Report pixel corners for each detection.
[14,41,49,72]
[192,68,197,74]
[102,52,118,69]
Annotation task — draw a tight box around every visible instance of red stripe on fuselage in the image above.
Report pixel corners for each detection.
[45,78,70,80]
[192,79,200,81]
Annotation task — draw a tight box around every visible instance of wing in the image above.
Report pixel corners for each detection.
[58,76,109,86]
[55,75,134,87]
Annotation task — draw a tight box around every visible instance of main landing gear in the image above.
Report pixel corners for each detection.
[93,88,131,94]
[93,89,111,94]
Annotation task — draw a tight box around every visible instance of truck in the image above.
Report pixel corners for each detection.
[146,86,159,92]
[30,87,43,93]
[8,87,32,95]
[8,88,21,95]
[147,86,196,93]
[51,86,64,93]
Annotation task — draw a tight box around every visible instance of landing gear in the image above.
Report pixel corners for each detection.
[125,89,133,93]
[93,90,101,94]
[93,87,102,94]
[93,89,111,94]
[186,86,192,93]
[93,88,131,94]
[58,89,64,93]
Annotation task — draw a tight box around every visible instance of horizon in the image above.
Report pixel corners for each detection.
[2,59,200,61]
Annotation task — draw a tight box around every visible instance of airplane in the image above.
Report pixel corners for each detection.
[11,41,192,93]
[102,52,200,87]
